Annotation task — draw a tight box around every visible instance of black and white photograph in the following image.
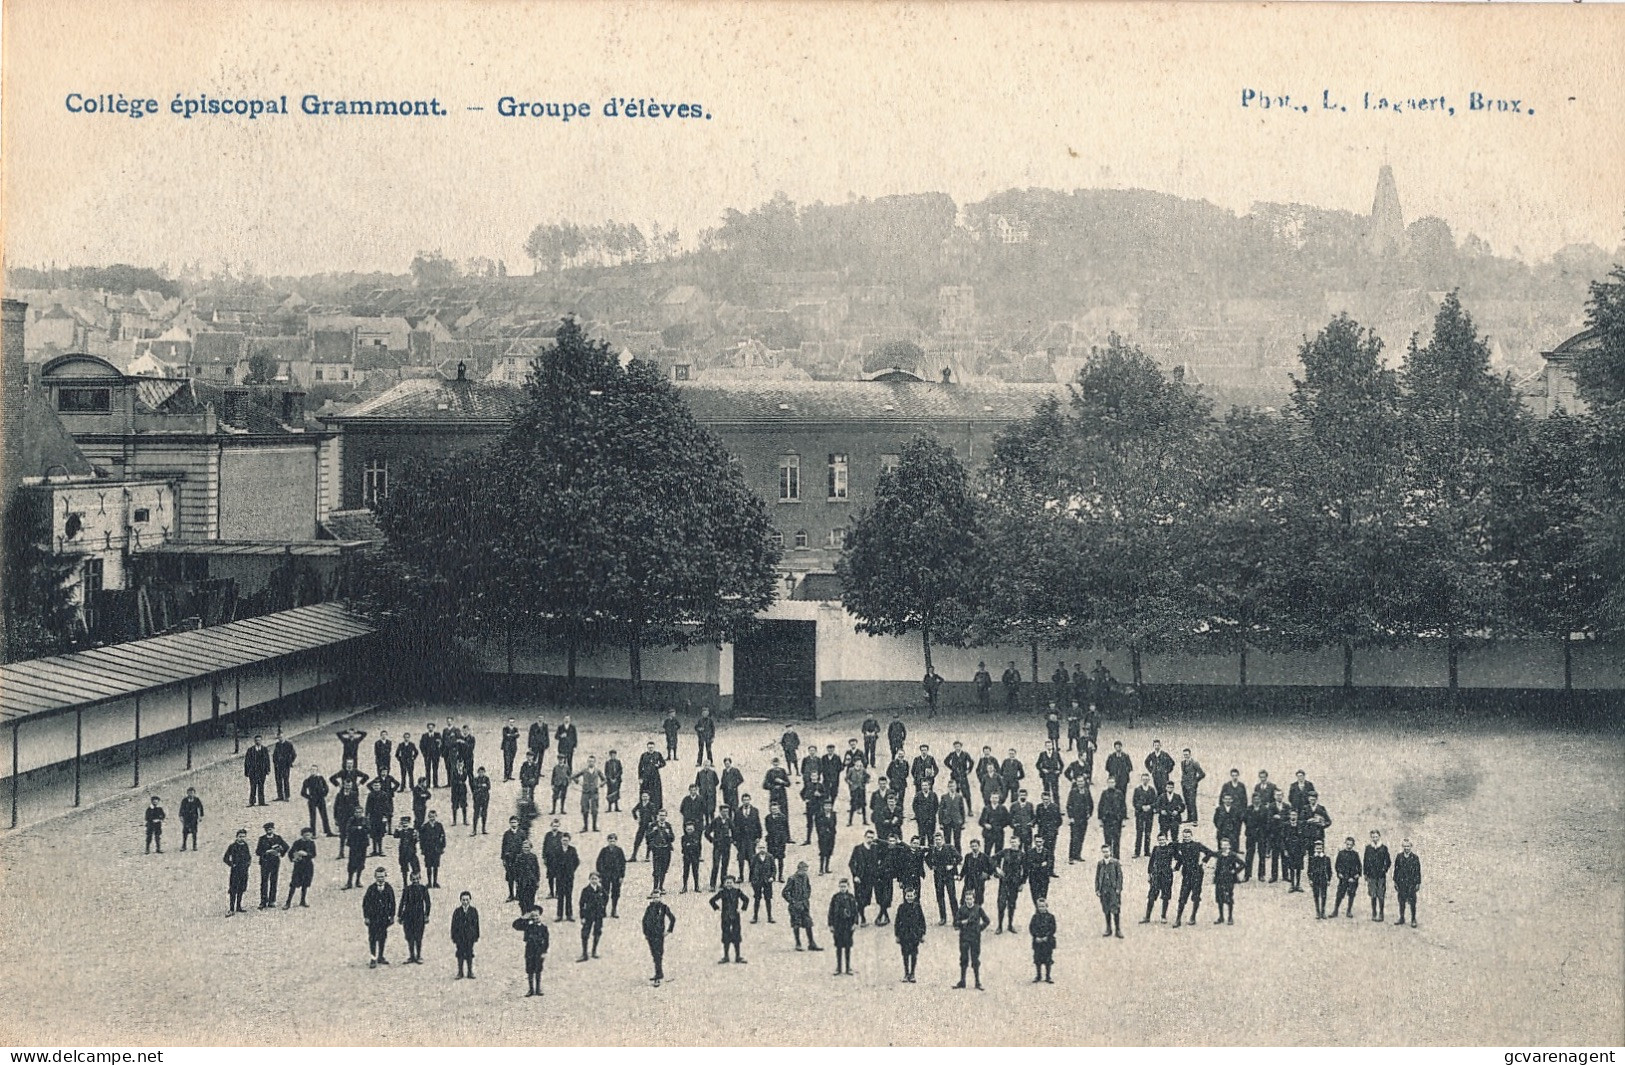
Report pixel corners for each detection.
[1,0,1622,1052]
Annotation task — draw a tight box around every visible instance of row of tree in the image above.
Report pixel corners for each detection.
[841,278,1624,697]
[521,221,683,274]
[365,277,1620,704]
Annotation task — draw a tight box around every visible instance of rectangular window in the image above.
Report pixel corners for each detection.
[364,458,389,507]
[58,388,111,413]
[880,453,901,474]
[82,557,104,596]
[673,363,691,381]
[779,455,800,501]
[827,453,849,500]
[132,508,150,524]
[768,529,784,549]
[828,527,847,549]
[793,529,808,549]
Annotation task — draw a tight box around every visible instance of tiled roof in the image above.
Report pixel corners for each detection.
[10,392,97,483]
[675,379,1062,423]
[321,508,386,543]
[323,377,524,422]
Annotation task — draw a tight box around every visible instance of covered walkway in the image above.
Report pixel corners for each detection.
[0,602,375,827]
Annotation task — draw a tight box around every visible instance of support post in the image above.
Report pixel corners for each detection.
[10,721,19,829]
[133,694,142,788]
[233,675,241,753]
[185,684,194,771]
[74,707,83,807]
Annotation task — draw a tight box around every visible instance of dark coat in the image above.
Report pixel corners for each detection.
[363,882,397,927]
[894,900,927,947]
[451,905,481,948]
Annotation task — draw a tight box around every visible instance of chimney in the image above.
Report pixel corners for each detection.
[2,299,29,501]
[280,390,306,425]
[456,360,467,381]
[941,366,954,384]
[222,387,249,427]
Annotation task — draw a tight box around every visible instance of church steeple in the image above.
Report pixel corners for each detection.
[1367,164,1405,256]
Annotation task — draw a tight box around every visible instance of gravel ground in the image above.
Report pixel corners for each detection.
[1,701,1620,1047]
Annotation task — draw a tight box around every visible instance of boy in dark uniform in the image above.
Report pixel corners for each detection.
[1145,741,1174,794]
[979,794,1009,856]
[945,742,974,815]
[1178,748,1205,823]
[694,760,718,819]
[1308,840,1333,918]
[705,809,733,889]
[1364,829,1391,921]
[861,715,881,767]
[1393,839,1421,927]
[470,767,492,835]
[243,737,271,807]
[780,727,801,777]
[1001,661,1021,714]
[596,833,627,916]
[1028,898,1057,983]
[887,713,907,763]
[1219,768,1248,813]
[1104,741,1133,795]
[501,719,521,781]
[695,710,715,768]
[680,821,704,893]
[994,841,1025,933]
[1131,774,1158,858]
[930,831,960,924]
[783,860,821,951]
[642,890,676,986]
[300,767,330,837]
[144,796,166,853]
[1066,778,1094,863]
[419,725,442,788]
[578,872,607,959]
[419,810,446,888]
[518,752,541,805]
[1212,838,1242,924]
[222,829,252,914]
[1095,844,1123,937]
[501,816,523,900]
[765,802,790,881]
[1173,826,1215,928]
[394,815,421,885]
[449,761,471,826]
[748,842,777,923]
[647,813,676,894]
[1213,794,1244,854]
[662,707,681,761]
[827,879,861,974]
[272,734,297,802]
[398,870,432,963]
[451,891,480,978]
[555,717,578,772]
[894,887,927,982]
[343,810,370,888]
[373,732,394,781]
[849,829,882,924]
[512,908,550,996]
[1141,831,1175,924]
[939,782,967,851]
[179,787,204,850]
[960,839,992,907]
[363,867,397,967]
[554,833,581,922]
[395,733,418,789]
[720,758,744,811]
[526,720,547,767]
[364,781,392,856]
[1281,807,1307,891]
[1156,780,1186,846]
[709,875,749,963]
[284,826,316,908]
[1097,782,1126,859]
[513,839,541,914]
[815,804,839,874]
[603,750,624,812]
[953,897,991,989]
[256,822,288,909]
[1243,791,1274,883]
[1025,837,1055,907]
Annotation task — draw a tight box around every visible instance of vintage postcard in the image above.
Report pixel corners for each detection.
[1,0,1622,1053]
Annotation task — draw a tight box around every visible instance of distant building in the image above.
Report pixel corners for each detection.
[322,369,1059,587]
[37,354,334,542]
[1366,164,1406,257]
[1529,326,1600,417]
[938,285,977,334]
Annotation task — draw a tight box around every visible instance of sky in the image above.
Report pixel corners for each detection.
[2,1,1622,277]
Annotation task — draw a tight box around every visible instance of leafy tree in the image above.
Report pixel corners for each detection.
[2,494,83,662]
[373,318,779,703]
[1492,411,1604,688]
[1181,407,1297,686]
[1396,293,1528,693]
[838,435,980,672]
[1572,266,1625,635]
[984,336,1212,711]
[408,250,461,288]
[1280,314,1408,685]
[243,351,278,385]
